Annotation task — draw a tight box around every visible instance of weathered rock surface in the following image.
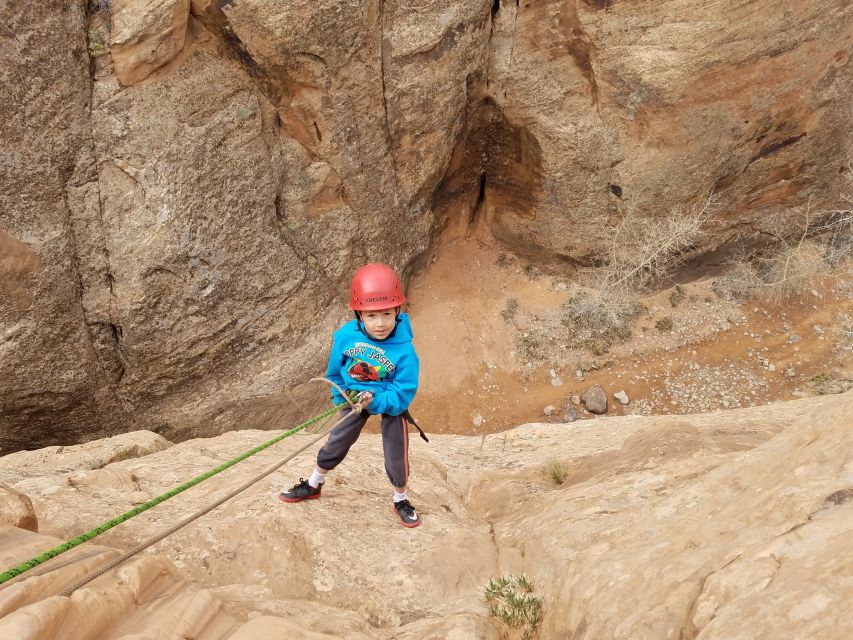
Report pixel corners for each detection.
[473,0,853,268]
[0,1,130,452]
[582,383,608,413]
[0,484,36,532]
[1,0,851,451]
[1,393,851,638]
[0,430,172,487]
[109,0,191,85]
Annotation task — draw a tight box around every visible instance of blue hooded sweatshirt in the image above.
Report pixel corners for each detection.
[325,313,419,416]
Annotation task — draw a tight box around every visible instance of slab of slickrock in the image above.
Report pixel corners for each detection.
[0,431,172,486]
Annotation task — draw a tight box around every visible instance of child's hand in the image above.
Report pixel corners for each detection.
[357,391,373,408]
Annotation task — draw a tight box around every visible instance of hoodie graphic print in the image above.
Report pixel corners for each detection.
[325,313,419,416]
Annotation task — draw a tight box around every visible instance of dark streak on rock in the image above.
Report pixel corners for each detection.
[274,193,285,224]
[191,2,284,106]
[582,0,614,9]
[470,173,487,232]
[749,133,807,164]
[825,488,852,506]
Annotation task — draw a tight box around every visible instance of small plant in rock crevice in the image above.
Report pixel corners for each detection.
[482,574,541,639]
[544,456,568,485]
[88,29,108,57]
[810,372,834,395]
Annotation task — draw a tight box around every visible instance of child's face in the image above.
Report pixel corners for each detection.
[360,307,397,340]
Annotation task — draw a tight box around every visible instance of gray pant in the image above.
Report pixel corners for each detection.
[317,408,411,488]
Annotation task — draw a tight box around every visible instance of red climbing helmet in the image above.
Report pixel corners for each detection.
[349,263,406,311]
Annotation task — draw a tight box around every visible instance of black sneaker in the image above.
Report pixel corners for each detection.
[278,478,322,503]
[393,499,421,528]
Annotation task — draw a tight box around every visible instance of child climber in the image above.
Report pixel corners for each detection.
[279,263,422,527]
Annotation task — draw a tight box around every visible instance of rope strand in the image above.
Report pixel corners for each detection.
[0,391,346,587]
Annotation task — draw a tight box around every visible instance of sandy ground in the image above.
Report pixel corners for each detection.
[405,232,853,436]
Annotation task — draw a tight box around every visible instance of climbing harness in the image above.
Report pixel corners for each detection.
[403,409,429,442]
[0,378,361,590]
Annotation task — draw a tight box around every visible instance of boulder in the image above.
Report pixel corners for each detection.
[582,384,608,414]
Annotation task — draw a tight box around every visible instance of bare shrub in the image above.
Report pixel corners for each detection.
[559,194,715,353]
[669,284,686,307]
[502,297,519,323]
[560,288,643,354]
[837,312,853,361]
[821,164,853,266]
[515,330,544,361]
[715,194,853,301]
[655,316,673,332]
[725,241,828,302]
[599,193,718,291]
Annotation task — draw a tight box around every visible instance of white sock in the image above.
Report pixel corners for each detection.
[393,491,408,503]
[308,467,327,488]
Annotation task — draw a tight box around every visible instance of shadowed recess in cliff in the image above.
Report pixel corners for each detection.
[432,86,543,253]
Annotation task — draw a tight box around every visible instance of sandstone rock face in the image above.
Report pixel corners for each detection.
[0,483,37,532]
[0,430,172,487]
[0,1,129,452]
[467,0,853,266]
[1,1,851,451]
[0,394,850,638]
[109,0,191,85]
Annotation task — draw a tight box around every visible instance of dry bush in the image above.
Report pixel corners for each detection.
[599,193,718,291]
[515,329,544,361]
[560,288,642,354]
[717,240,829,301]
[502,297,519,323]
[823,163,853,265]
[559,194,715,353]
[715,194,853,301]
[837,312,853,361]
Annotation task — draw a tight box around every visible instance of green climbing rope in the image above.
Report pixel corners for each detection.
[0,402,345,586]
